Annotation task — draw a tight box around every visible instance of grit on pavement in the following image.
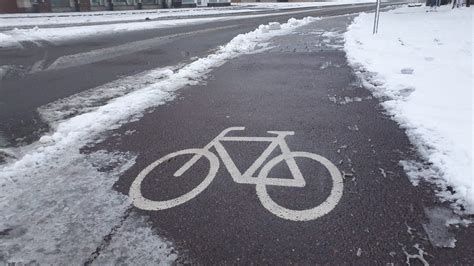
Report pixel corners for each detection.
[1,4,473,265]
[93,15,473,264]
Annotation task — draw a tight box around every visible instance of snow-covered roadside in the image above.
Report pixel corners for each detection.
[0,9,320,48]
[0,16,224,48]
[0,6,255,28]
[0,0,373,28]
[237,0,377,9]
[345,6,473,213]
[0,17,318,264]
[0,1,378,48]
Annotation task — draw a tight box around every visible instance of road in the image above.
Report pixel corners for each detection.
[1,3,473,264]
[0,2,393,146]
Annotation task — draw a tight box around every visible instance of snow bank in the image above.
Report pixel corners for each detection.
[0,0,372,29]
[0,1,374,48]
[0,16,223,48]
[238,0,375,9]
[345,6,473,213]
[0,6,250,28]
[0,10,315,48]
[0,17,318,264]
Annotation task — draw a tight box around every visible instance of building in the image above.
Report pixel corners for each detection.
[0,0,48,12]
[0,0,230,12]
[181,0,230,7]
[0,0,180,13]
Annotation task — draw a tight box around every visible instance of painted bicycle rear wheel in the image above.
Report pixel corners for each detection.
[255,152,343,221]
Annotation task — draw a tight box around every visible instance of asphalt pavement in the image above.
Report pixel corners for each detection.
[0,2,396,147]
[96,13,473,264]
[1,3,473,264]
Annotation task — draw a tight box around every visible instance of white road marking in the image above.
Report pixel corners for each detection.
[256,152,343,221]
[130,149,219,211]
[129,127,344,221]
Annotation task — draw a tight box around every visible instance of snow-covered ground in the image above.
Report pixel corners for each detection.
[0,1,381,48]
[236,0,377,9]
[345,6,473,213]
[0,16,226,48]
[0,6,260,27]
[0,17,318,264]
[0,3,372,49]
[0,0,373,28]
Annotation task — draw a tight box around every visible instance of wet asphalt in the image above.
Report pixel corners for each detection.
[1,3,473,264]
[0,2,395,146]
[98,14,473,264]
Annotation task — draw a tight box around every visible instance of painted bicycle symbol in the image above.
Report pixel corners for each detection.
[129,127,343,221]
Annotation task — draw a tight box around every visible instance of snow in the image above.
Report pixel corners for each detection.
[0,16,225,48]
[237,0,376,9]
[345,6,473,213]
[0,17,317,264]
[0,7,248,26]
[0,65,13,79]
[422,207,458,248]
[38,135,55,144]
[0,0,373,28]
[268,21,282,30]
[0,33,22,49]
[0,11,289,47]
[0,1,375,48]
[37,66,178,125]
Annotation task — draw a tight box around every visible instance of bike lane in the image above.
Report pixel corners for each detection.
[97,15,473,263]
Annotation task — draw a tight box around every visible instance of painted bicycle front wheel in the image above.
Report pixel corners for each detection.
[129,148,219,211]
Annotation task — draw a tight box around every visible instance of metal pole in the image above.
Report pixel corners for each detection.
[375,0,381,33]
[373,0,381,34]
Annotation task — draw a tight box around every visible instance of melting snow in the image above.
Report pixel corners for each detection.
[345,6,473,213]
[0,17,318,264]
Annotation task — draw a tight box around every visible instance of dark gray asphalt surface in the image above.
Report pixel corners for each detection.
[97,13,472,264]
[2,3,473,264]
